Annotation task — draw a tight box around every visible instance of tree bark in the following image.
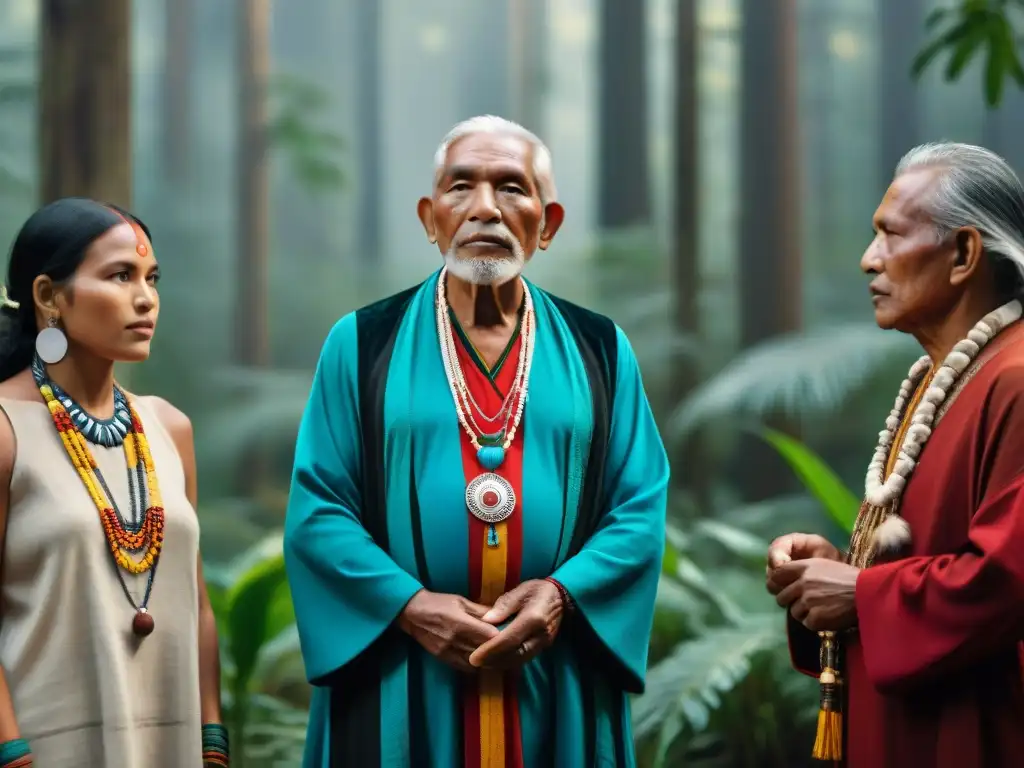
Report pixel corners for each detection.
[672,0,707,508]
[39,0,132,207]
[738,0,802,499]
[739,0,801,346]
[235,0,271,367]
[597,0,650,228]
[673,0,699,350]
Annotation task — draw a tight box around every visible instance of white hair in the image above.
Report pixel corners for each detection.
[432,115,557,205]
[895,141,1024,296]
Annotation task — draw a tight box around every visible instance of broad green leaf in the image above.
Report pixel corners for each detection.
[999,16,1024,86]
[944,20,987,80]
[226,550,290,694]
[984,20,1007,105]
[265,579,296,641]
[757,428,860,534]
[912,20,971,78]
[661,540,680,576]
[924,7,948,30]
[205,578,230,637]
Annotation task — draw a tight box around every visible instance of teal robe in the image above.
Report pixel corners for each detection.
[283,270,669,767]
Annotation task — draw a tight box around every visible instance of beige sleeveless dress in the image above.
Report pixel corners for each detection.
[0,396,202,766]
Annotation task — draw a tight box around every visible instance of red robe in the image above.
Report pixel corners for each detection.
[789,324,1024,767]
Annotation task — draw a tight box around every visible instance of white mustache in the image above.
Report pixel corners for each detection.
[453,224,516,250]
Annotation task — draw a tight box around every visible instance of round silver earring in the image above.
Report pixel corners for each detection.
[36,316,68,365]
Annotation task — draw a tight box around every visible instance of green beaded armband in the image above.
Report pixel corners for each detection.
[0,738,32,767]
[202,723,229,767]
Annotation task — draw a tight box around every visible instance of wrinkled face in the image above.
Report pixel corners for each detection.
[861,168,962,331]
[419,132,554,285]
[44,222,160,362]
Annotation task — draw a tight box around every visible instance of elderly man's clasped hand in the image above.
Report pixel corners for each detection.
[399,579,566,673]
[766,533,861,632]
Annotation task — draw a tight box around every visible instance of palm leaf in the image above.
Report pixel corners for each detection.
[758,428,860,534]
[666,324,915,440]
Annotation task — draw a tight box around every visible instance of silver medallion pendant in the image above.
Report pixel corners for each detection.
[465,473,516,524]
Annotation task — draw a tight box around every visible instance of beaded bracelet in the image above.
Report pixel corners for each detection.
[0,738,32,767]
[202,723,229,767]
[544,577,575,613]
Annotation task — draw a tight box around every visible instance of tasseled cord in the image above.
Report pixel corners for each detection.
[812,631,843,762]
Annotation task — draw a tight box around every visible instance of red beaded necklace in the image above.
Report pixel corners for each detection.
[36,372,165,637]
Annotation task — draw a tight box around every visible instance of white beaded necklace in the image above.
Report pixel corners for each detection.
[435,267,535,469]
[862,298,1022,552]
[435,268,537,548]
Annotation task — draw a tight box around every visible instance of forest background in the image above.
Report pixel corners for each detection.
[1,1,1021,765]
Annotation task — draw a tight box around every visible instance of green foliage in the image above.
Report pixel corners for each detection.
[913,1,1024,106]
[268,72,346,193]
[208,537,306,766]
[637,616,784,767]
[666,324,915,442]
[223,535,296,699]
[758,429,859,535]
[636,515,817,767]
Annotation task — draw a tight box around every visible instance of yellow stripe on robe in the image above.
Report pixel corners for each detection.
[479,521,508,767]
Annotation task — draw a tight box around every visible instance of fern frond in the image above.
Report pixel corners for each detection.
[667,324,916,439]
[633,615,785,743]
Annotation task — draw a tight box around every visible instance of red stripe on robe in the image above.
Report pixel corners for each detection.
[455,328,525,768]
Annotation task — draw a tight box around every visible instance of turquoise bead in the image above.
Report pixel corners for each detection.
[477,445,505,470]
[487,524,500,547]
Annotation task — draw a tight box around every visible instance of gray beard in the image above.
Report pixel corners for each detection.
[444,252,524,285]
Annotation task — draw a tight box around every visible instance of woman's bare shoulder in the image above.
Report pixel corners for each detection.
[0,372,34,482]
[131,394,193,444]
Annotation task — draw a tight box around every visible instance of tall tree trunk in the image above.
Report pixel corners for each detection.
[39,0,132,207]
[739,0,801,345]
[879,0,922,186]
[162,0,193,188]
[738,0,802,499]
[672,0,706,509]
[597,0,650,228]
[235,0,270,368]
[673,0,699,355]
[354,0,381,264]
[807,3,833,255]
[507,0,547,132]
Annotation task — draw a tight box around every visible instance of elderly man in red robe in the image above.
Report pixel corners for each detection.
[766,141,1024,767]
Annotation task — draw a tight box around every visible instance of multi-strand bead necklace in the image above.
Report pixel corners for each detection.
[32,356,165,637]
[435,267,535,547]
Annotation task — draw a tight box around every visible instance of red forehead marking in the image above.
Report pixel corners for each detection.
[107,207,148,257]
[131,222,148,257]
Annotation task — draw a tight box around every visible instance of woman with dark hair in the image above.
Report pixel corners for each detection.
[0,198,227,767]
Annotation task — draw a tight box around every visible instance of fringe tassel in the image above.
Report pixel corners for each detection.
[812,632,843,762]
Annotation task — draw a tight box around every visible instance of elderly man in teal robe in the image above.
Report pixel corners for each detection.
[283,115,669,767]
